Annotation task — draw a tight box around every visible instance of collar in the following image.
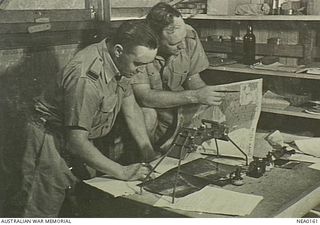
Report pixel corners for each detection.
[155,54,176,66]
[98,39,121,83]
[155,55,165,61]
[155,44,187,65]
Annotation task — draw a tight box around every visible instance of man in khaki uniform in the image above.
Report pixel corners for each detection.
[132,3,225,145]
[6,21,159,217]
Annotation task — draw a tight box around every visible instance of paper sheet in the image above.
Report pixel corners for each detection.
[262,90,290,110]
[83,176,140,197]
[294,138,320,157]
[154,186,263,216]
[309,163,320,171]
[288,153,320,164]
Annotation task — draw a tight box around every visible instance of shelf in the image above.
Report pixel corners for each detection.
[207,64,320,80]
[110,16,144,21]
[188,14,320,21]
[109,14,320,22]
[110,13,194,21]
[262,106,320,120]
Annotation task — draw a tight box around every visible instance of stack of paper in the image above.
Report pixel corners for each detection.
[296,67,320,75]
[262,90,290,110]
[253,62,301,73]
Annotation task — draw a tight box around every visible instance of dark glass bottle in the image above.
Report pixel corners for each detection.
[243,24,256,65]
[272,0,279,15]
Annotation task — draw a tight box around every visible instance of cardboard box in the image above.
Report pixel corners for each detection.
[207,0,251,15]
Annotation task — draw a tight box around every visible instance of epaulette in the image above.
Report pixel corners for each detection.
[86,57,103,81]
[186,26,197,39]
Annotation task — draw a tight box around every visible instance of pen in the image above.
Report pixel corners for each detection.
[141,163,161,174]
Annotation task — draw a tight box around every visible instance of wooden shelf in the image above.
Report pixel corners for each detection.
[109,14,320,22]
[262,106,320,120]
[110,13,197,21]
[203,41,304,58]
[111,16,144,21]
[207,64,320,80]
[189,14,320,21]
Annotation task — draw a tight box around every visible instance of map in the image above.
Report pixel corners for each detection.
[162,79,263,163]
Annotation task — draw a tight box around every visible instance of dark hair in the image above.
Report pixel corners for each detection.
[111,20,158,53]
[146,2,182,35]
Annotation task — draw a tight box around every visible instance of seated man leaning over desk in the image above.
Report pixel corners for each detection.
[5,21,159,218]
[131,2,225,146]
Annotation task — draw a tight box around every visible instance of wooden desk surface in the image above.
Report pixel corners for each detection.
[77,133,320,218]
[78,161,320,218]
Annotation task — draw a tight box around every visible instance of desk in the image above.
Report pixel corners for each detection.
[75,161,320,218]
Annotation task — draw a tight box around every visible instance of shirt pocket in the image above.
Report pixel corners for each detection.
[91,94,118,137]
[100,95,117,113]
[167,60,189,91]
[92,94,117,128]
[147,66,163,90]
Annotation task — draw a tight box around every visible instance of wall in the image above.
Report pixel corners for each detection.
[189,18,320,94]
[0,1,107,215]
[2,0,85,9]
[191,20,301,65]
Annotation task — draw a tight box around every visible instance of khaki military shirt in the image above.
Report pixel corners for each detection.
[34,39,132,139]
[132,25,209,91]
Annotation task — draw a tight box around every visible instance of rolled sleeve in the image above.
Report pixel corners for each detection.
[118,77,134,98]
[131,66,150,85]
[63,66,100,131]
[187,29,209,77]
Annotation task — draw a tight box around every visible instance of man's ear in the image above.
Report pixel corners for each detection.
[114,44,123,58]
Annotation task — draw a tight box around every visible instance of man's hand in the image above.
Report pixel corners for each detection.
[195,86,225,105]
[119,163,152,181]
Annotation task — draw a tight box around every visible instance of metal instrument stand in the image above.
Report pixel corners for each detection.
[140,129,192,203]
[140,119,248,204]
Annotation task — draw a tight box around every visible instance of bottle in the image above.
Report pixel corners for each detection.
[272,0,279,15]
[278,0,283,15]
[243,24,256,65]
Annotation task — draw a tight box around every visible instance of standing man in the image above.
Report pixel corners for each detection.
[6,21,159,217]
[132,2,225,145]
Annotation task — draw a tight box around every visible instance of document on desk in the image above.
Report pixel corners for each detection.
[154,186,263,216]
[309,163,320,171]
[83,176,140,197]
[294,138,320,158]
[288,153,320,164]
